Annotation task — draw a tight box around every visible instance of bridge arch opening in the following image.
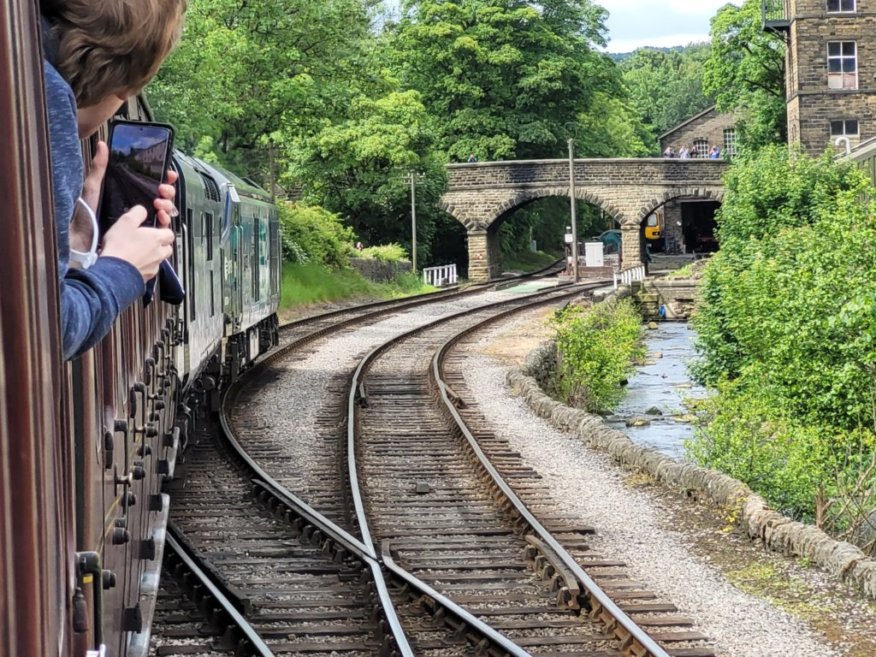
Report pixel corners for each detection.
[490,195,620,275]
[639,191,724,258]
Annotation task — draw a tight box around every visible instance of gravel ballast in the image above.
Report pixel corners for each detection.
[458,310,862,657]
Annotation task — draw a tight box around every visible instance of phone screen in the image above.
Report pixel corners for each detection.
[99,121,173,232]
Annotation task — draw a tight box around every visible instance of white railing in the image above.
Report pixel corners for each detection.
[423,264,458,287]
[613,264,647,290]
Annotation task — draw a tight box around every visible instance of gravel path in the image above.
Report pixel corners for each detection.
[460,311,843,657]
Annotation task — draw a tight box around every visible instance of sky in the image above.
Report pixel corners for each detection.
[602,0,731,52]
[383,1,734,53]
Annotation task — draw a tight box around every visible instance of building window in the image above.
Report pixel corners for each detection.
[693,139,709,158]
[826,0,855,12]
[828,41,857,90]
[830,119,859,136]
[723,129,738,157]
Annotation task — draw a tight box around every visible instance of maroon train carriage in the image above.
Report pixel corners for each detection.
[0,3,281,656]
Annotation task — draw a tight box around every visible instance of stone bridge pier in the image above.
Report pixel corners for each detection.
[440,159,728,282]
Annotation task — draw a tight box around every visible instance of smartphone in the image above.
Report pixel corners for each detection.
[98,120,174,233]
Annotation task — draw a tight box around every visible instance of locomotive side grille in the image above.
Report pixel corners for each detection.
[199,172,221,202]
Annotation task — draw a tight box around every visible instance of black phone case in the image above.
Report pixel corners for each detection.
[98,119,175,234]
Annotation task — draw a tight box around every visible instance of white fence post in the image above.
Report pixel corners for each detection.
[423,264,458,287]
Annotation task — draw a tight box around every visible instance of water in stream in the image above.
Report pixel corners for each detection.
[604,322,708,459]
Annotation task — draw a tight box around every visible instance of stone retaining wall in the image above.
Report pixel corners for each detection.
[349,258,412,283]
[507,342,876,600]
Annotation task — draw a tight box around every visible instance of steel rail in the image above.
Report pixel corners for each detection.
[346,282,590,552]
[381,543,533,657]
[277,258,564,333]
[431,304,674,657]
[346,281,601,654]
[164,530,276,657]
[217,387,415,657]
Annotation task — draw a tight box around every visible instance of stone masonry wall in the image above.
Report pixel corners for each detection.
[659,107,736,156]
[441,159,727,281]
[350,257,412,282]
[786,0,876,152]
[507,342,876,600]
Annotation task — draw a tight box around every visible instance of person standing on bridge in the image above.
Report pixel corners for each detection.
[679,145,691,159]
[709,145,721,159]
[663,146,676,158]
[467,153,479,163]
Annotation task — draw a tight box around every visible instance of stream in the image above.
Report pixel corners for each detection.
[605,322,708,459]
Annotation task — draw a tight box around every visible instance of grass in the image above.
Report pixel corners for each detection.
[280,262,437,311]
[502,249,560,273]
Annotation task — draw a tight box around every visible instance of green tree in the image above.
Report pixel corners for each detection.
[704,0,787,149]
[389,0,618,161]
[621,45,713,139]
[149,0,378,177]
[286,88,448,261]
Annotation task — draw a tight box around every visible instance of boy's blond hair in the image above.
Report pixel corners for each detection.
[42,0,186,107]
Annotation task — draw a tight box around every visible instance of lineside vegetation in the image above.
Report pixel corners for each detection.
[691,145,876,544]
[550,299,645,414]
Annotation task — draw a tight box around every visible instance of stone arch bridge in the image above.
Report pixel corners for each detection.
[440,159,729,281]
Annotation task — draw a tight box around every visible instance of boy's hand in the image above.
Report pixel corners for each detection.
[100,206,176,282]
[154,169,178,228]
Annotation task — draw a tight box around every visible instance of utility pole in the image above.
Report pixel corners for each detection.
[403,171,425,272]
[568,138,579,283]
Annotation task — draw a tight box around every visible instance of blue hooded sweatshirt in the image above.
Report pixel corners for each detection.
[43,26,146,360]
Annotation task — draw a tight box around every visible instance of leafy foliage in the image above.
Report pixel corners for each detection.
[691,146,876,529]
[358,243,409,262]
[286,89,447,259]
[620,44,713,140]
[277,202,355,268]
[704,0,787,149]
[389,0,617,161]
[550,300,645,413]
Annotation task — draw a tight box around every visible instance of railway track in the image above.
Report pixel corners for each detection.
[154,277,563,656]
[349,284,693,657]
[156,270,712,657]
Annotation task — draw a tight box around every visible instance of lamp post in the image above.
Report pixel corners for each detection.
[568,138,579,283]
[403,171,425,271]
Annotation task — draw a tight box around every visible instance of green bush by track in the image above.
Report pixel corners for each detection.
[550,299,645,414]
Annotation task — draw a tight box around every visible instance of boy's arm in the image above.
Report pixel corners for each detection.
[60,257,145,360]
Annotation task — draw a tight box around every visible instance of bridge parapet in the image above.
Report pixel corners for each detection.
[446,158,728,191]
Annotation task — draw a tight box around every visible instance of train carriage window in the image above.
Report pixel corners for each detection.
[205,212,214,261]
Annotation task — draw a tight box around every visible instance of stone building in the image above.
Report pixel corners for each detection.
[658,106,738,159]
[764,0,876,153]
[655,107,735,255]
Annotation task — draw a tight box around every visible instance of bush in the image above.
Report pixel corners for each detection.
[550,299,645,413]
[690,145,876,534]
[358,243,408,262]
[278,202,355,267]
